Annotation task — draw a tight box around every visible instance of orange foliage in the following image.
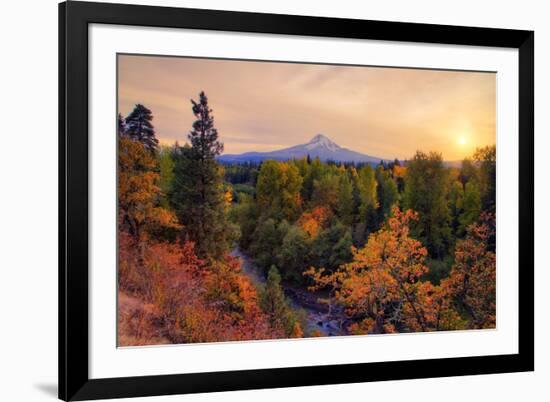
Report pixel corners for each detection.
[306,207,463,334]
[297,206,333,239]
[392,165,407,179]
[290,322,304,338]
[441,213,496,329]
[118,138,180,241]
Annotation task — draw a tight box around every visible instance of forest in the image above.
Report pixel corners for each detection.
[117,91,496,346]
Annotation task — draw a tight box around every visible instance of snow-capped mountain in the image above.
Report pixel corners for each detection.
[305,134,341,152]
[218,134,388,164]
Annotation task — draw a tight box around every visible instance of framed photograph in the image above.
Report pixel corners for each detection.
[59,1,534,400]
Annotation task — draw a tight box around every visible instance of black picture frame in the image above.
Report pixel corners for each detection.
[59,1,534,400]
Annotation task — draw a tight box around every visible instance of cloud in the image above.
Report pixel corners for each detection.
[118,55,495,160]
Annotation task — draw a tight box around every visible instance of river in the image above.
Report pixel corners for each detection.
[230,247,348,337]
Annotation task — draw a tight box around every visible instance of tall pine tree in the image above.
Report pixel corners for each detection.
[170,92,236,258]
[188,92,223,159]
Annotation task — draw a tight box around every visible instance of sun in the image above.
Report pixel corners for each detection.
[457,136,468,146]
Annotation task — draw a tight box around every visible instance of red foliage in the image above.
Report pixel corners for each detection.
[118,232,283,345]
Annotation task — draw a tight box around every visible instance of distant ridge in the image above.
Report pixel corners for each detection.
[217,134,390,164]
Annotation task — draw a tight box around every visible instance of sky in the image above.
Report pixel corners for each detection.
[118,54,496,161]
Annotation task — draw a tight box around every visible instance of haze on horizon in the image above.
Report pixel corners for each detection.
[118,54,496,161]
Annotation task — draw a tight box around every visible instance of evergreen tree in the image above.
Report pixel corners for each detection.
[260,266,303,337]
[125,104,159,152]
[188,92,224,160]
[260,266,287,326]
[170,92,236,258]
[117,113,127,137]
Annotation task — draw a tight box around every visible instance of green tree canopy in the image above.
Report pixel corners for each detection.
[256,160,303,221]
[473,145,496,212]
[260,266,304,337]
[403,151,451,258]
[458,181,482,236]
[336,173,354,226]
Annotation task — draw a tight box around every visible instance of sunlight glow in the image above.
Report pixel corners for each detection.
[118,55,496,160]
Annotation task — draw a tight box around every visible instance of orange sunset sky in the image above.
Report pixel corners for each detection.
[118,54,496,161]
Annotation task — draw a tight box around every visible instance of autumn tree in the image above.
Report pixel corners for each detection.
[170,92,237,258]
[392,164,407,193]
[357,165,378,222]
[125,104,159,152]
[297,206,332,239]
[306,207,460,334]
[442,214,496,329]
[118,138,180,243]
